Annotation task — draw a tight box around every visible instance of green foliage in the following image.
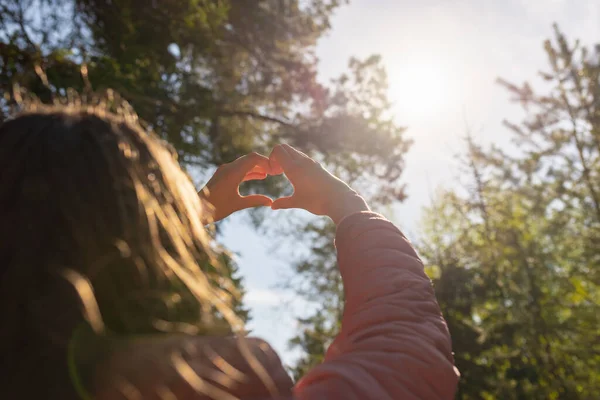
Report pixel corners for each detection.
[419,25,600,399]
[1,0,411,345]
[1,1,406,189]
[1,0,408,211]
[287,25,599,399]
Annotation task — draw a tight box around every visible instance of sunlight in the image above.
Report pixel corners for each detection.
[389,61,452,122]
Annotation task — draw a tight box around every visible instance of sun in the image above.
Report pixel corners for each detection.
[389,62,451,122]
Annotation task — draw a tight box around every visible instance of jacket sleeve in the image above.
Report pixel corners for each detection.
[293,212,459,400]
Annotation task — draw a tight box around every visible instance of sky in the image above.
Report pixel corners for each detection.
[219,0,600,366]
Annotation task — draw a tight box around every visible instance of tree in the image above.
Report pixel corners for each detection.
[1,0,409,215]
[287,24,600,398]
[1,1,408,192]
[1,0,411,337]
[419,25,600,398]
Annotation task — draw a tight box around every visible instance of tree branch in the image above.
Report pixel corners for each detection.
[219,109,295,127]
[16,0,36,49]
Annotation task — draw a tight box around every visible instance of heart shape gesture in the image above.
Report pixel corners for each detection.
[199,152,274,223]
[199,145,370,224]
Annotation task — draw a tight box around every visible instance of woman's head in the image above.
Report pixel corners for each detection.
[0,99,241,397]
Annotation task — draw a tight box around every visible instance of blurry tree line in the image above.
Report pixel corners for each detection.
[290,25,600,399]
[0,1,408,334]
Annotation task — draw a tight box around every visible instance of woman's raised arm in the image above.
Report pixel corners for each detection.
[268,144,459,400]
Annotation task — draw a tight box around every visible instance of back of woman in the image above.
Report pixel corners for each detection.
[0,104,253,398]
[0,101,458,399]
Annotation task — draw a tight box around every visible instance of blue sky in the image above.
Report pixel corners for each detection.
[218,0,600,366]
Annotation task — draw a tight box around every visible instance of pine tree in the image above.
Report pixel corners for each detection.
[419,25,600,398]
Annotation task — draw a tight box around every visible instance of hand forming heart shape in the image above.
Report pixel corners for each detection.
[199,144,370,224]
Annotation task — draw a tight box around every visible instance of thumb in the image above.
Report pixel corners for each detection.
[238,194,273,209]
[271,196,299,210]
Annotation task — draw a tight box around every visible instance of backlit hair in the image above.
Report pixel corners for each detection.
[0,90,243,397]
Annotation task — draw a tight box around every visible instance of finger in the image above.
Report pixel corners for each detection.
[268,153,284,175]
[281,144,311,161]
[242,172,267,182]
[271,196,298,210]
[249,164,269,174]
[280,144,304,160]
[231,152,271,178]
[270,145,296,172]
[237,194,273,209]
[245,165,269,178]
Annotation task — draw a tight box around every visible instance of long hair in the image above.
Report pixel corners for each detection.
[0,93,243,398]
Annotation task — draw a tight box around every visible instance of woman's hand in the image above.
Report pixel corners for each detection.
[269,144,370,224]
[199,152,273,223]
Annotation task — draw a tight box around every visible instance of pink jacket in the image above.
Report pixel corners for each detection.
[95,212,459,399]
[292,211,459,399]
